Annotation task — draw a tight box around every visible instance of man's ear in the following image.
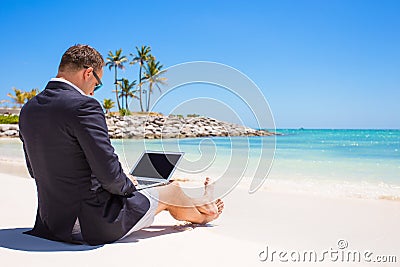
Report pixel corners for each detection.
[82,67,93,81]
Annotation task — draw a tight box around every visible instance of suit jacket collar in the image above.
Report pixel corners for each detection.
[45,80,87,96]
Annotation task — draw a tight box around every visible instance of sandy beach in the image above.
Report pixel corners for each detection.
[1,0,399,265]
[1,157,399,267]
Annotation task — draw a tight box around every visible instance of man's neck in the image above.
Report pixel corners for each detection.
[52,77,87,96]
[56,71,90,95]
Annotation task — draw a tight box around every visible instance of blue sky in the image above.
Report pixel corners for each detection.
[0,0,399,129]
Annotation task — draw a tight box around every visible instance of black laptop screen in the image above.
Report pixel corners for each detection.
[131,153,182,180]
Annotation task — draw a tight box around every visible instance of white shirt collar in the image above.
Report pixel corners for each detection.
[50,78,87,96]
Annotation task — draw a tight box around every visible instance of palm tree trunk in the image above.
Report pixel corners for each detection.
[125,93,128,111]
[123,93,126,110]
[147,83,152,112]
[138,65,144,112]
[114,66,121,110]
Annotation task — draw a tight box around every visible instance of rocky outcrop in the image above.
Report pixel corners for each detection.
[106,115,274,139]
[0,124,19,137]
[0,115,275,139]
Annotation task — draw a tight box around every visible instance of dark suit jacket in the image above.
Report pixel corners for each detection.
[19,80,150,245]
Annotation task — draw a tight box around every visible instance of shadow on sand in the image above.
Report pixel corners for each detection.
[0,228,102,252]
[0,224,213,252]
[118,223,213,243]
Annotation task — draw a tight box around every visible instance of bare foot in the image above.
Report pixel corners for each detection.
[216,199,224,214]
[201,199,224,223]
[194,177,218,215]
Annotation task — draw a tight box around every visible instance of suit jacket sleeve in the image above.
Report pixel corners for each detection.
[19,134,34,178]
[73,97,136,196]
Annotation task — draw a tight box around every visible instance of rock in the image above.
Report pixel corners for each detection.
[115,121,128,127]
[104,114,275,139]
[145,124,155,130]
[107,126,119,131]
[4,130,18,136]
[0,112,277,139]
[153,120,165,126]
[162,133,178,138]
[0,125,11,132]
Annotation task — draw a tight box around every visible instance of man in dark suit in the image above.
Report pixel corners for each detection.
[19,44,224,246]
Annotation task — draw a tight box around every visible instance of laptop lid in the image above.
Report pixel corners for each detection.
[129,151,184,181]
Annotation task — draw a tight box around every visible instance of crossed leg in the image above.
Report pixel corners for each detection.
[153,178,224,224]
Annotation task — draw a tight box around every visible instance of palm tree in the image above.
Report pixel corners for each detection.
[7,88,26,107]
[118,78,138,111]
[0,99,10,107]
[25,88,39,101]
[141,57,167,112]
[105,49,128,111]
[130,46,151,112]
[102,98,115,114]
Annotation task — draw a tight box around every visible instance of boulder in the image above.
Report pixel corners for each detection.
[4,130,18,136]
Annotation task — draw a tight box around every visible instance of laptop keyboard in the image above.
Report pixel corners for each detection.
[138,180,159,186]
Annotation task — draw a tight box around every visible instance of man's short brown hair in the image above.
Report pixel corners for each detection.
[58,44,104,72]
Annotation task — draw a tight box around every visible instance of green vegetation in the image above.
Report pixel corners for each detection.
[131,111,163,116]
[141,57,167,112]
[118,78,137,111]
[7,88,38,107]
[102,99,115,114]
[130,46,152,112]
[119,108,131,116]
[105,45,167,114]
[187,114,200,117]
[0,114,19,124]
[3,45,167,116]
[106,49,128,111]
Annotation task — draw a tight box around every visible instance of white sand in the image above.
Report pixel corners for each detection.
[1,170,399,267]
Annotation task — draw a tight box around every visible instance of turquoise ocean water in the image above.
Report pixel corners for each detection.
[268,129,400,198]
[1,129,399,198]
[274,129,399,182]
[114,129,400,198]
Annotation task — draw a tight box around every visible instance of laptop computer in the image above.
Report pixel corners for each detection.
[129,151,184,190]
